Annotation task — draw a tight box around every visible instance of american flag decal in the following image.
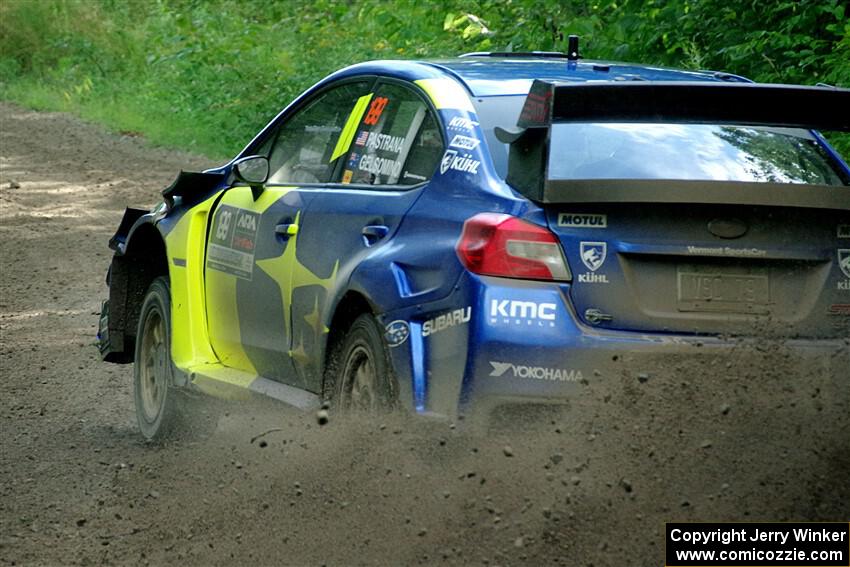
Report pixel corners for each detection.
[354,130,369,146]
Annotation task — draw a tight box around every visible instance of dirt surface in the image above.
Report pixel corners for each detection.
[1,101,849,567]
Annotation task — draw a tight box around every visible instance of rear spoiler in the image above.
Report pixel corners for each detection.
[500,80,850,208]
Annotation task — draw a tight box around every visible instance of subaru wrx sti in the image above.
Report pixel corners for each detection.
[98,49,850,439]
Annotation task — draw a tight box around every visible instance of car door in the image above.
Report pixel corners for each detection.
[204,80,372,390]
[289,81,445,390]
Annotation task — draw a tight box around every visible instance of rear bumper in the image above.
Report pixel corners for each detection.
[382,272,850,417]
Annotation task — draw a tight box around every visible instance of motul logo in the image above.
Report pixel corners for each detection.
[558,213,607,228]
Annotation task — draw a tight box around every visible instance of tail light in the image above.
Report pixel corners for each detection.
[456,213,571,281]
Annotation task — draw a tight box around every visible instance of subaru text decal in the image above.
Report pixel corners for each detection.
[489,361,583,382]
[385,320,410,347]
[838,225,850,238]
[489,300,556,327]
[422,307,471,338]
[558,213,607,228]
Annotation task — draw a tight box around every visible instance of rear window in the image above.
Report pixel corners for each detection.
[474,96,849,187]
[548,123,848,186]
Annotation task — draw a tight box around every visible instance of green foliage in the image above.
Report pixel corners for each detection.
[1,0,847,159]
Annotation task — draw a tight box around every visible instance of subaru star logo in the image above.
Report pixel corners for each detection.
[580,242,607,272]
[384,320,410,347]
[839,249,850,278]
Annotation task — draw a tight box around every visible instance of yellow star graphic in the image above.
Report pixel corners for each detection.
[289,332,310,366]
[256,210,338,341]
[304,295,330,339]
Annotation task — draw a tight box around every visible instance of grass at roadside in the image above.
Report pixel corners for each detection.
[1,76,232,161]
[1,0,847,160]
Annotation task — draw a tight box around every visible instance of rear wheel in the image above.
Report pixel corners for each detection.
[134,276,179,441]
[333,314,399,412]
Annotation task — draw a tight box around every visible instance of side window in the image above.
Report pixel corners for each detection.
[266,81,370,185]
[342,83,443,187]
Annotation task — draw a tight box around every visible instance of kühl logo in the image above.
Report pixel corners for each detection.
[580,242,607,271]
[839,249,850,279]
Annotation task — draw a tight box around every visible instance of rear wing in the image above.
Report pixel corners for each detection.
[501,80,850,209]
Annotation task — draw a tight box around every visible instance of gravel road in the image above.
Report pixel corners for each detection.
[1,102,848,566]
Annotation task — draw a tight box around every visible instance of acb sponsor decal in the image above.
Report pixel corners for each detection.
[207,205,261,280]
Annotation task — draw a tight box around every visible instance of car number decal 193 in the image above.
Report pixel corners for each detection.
[207,205,261,280]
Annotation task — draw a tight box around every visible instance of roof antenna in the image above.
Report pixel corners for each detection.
[567,35,580,61]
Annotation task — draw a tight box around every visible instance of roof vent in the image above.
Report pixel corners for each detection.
[566,35,580,61]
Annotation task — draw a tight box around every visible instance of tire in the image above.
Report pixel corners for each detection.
[332,313,399,412]
[133,276,179,441]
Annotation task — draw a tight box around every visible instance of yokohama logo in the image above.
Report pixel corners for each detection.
[489,361,583,382]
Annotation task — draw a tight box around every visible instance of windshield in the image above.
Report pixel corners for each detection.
[474,96,849,186]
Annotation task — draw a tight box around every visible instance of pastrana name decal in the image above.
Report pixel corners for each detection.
[364,132,405,154]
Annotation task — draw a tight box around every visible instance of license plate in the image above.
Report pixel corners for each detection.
[677,269,770,314]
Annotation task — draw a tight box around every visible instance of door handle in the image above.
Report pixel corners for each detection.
[275,223,299,237]
[361,224,389,246]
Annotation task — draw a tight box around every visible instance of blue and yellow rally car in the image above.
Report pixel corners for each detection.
[98,48,850,439]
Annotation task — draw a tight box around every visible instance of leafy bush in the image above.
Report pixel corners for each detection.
[1,0,847,159]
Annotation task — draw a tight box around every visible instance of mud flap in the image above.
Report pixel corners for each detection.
[97,300,130,363]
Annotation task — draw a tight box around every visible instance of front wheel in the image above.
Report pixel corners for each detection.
[133,276,179,441]
[333,314,399,412]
